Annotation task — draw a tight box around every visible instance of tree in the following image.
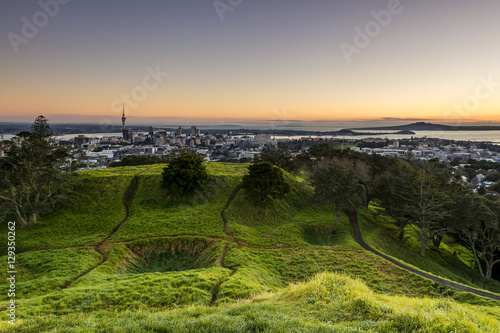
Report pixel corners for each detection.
[410,164,451,257]
[423,161,454,249]
[162,154,208,197]
[489,182,500,194]
[0,116,82,227]
[374,160,417,242]
[310,163,365,224]
[485,171,500,182]
[308,143,335,161]
[242,162,290,204]
[258,147,295,172]
[374,161,451,256]
[295,142,335,170]
[456,195,500,279]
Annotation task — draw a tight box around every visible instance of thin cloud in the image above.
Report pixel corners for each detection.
[380,117,434,121]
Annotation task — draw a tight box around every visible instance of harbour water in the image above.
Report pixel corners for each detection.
[282,130,500,144]
[2,130,500,144]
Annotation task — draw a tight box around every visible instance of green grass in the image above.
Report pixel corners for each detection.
[2,173,131,253]
[0,248,101,301]
[2,162,500,331]
[4,273,499,332]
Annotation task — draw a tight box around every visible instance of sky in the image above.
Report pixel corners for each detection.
[1,0,500,129]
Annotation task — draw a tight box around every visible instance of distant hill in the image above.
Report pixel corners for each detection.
[353,122,500,131]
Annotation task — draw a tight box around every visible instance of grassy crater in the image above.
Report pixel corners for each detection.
[121,237,222,274]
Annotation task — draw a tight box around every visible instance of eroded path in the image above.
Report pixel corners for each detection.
[60,175,140,290]
[210,185,241,305]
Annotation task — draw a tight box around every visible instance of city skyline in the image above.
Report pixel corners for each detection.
[1,1,500,126]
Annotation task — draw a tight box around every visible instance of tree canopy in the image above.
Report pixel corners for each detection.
[258,146,295,172]
[374,161,451,257]
[242,162,290,204]
[162,153,208,197]
[0,116,82,227]
[454,195,500,280]
[310,163,366,224]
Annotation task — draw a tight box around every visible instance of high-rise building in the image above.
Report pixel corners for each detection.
[123,128,129,141]
[149,126,154,137]
[191,126,197,137]
[74,135,90,148]
[176,126,182,137]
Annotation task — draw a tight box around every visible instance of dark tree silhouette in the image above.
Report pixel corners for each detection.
[242,162,290,204]
[162,153,208,197]
[0,116,82,227]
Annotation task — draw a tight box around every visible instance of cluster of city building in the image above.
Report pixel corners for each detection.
[351,139,500,163]
[2,111,500,171]
[58,130,500,170]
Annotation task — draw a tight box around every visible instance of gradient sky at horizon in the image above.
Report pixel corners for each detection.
[1,0,500,126]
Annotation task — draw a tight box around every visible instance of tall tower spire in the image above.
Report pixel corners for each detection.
[121,104,126,130]
[121,104,128,140]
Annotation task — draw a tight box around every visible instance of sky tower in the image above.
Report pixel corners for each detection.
[121,104,126,130]
[121,105,128,140]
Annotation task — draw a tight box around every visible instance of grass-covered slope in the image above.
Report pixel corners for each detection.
[7,273,500,332]
[360,207,500,298]
[1,163,500,332]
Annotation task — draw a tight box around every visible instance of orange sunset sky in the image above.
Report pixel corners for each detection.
[1,0,500,127]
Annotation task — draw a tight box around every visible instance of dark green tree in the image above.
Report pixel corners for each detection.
[295,143,335,170]
[258,147,295,172]
[489,182,500,194]
[310,163,366,224]
[485,172,500,182]
[242,162,290,204]
[455,195,500,279]
[410,164,451,257]
[0,116,82,227]
[308,143,335,161]
[374,160,417,242]
[424,161,454,249]
[162,154,208,197]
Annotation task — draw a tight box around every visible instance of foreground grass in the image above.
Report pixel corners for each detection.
[3,273,499,332]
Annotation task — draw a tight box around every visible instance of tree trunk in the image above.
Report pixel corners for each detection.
[485,263,493,280]
[420,224,427,257]
[484,253,495,280]
[29,213,37,226]
[398,224,405,242]
[333,205,340,224]
[472,247,485,278]
[432,235,443,249]
[13,206,29,228]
